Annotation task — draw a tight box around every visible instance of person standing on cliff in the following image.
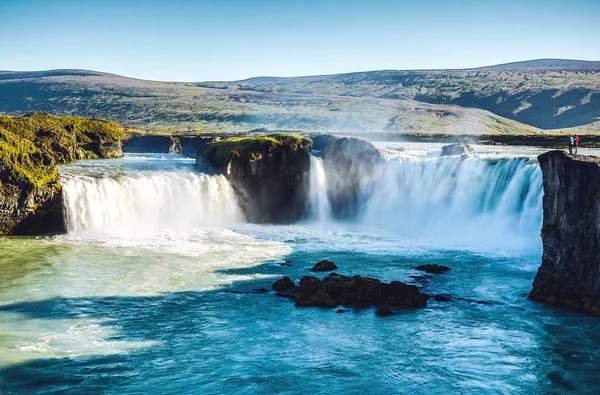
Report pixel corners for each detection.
[569,135,574,155]
[575,134,580,154]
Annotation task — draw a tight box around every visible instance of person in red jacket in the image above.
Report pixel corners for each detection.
[575,134,580,154]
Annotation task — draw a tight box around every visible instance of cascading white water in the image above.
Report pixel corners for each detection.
[309,155,331,221]
[363,156,543,251]
[308,153,543,252]
[61,171,243,236]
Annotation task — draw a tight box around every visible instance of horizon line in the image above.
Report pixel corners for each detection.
[1,58,599,84]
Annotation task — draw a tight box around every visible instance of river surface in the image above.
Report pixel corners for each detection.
[1,144,600,394]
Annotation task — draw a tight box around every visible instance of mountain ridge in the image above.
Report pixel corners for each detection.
[1,59,599,133]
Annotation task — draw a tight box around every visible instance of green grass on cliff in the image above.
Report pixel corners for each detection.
[0,112,127,161]
[204,133,311,168]
[0,112,128,188]
[0,127,58,188]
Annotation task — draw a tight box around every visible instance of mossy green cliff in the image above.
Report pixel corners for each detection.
[0,112,127,235]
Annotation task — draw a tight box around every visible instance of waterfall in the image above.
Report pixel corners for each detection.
[309,155,331,221]
[363,156,543,250]
[61,152,544,252]
[308,154,543,251]
[61,171,243,236]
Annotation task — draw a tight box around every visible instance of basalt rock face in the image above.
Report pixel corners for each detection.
[202,134,312,223]
[530,150,600,315]
[322,137,384,219]
[440,143,474,157]
[122,135,182,154]
[0,180,65,235]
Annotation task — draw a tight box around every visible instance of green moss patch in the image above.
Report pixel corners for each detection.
[0,126,58,188]
[0,112,128,188]
[204,133,311,168]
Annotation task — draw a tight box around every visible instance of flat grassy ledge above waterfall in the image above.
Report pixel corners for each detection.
[203,133,312,169]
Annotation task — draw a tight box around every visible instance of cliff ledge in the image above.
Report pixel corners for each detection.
[530,150,600,315]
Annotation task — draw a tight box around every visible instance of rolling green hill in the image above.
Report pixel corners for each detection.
[1,59,599,135]
[201,59,600,130]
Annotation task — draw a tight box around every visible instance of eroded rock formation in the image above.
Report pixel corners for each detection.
[440,143,474,157]
[202,134,312,223]
[322,137,383,219]
[530,150,600,314]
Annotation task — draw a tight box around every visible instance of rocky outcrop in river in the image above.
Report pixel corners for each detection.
[274,273,428,308]
[322,137,383,219]
[530,150,600,315]
[202,134,312,223]
[0,113,127,235]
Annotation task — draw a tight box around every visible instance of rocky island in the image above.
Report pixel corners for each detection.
[201,134,313,223]
[530,150,600,315]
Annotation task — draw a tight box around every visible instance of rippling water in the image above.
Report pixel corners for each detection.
[1,149,600,394]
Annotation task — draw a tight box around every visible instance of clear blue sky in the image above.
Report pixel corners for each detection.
[1,0,598,81]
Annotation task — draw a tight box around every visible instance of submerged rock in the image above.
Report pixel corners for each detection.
[413,264,451,274]
[311,260,338,272]
[201,134,312,223]
[375,307,393,317]
[530,150,600,315]
[433,294,452,302]
[292,273,428,308]
[322,137,383,220]
[441,143,474,157]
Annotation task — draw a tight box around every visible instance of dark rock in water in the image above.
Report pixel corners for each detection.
[254,288,269,293]
[433,294,452,302]
[272,276,296,292]
[322,137,383,220]
[414,264,451,274]
[409,275,431,284]
[276,286,299,300]
[328,272,341,277]
[311,260,338,272]
[275,262,292,267]
[530,150,600,315]
[294,274,428,308]
[202,134,312,223]
[336,309,348,313]
[441,143,474,157]
[375,307,393,317]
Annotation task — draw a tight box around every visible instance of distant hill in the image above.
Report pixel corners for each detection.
[200,59,600,130]
[1,59,599,134]
[482,59,600,70]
